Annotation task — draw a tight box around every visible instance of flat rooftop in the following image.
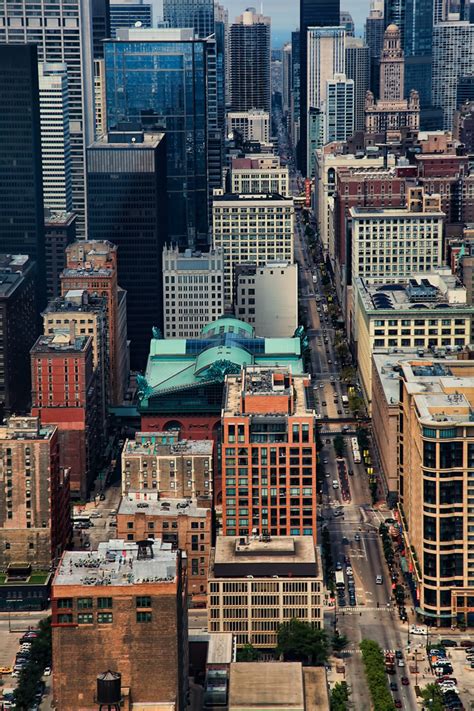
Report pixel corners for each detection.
[213,192,292,203]
[91,132,165,149]
[350,205,444,218]
[54,539,178,587]
[0,417,55,441]
[123,433,213,457]
[118,497,209,518]
[223,367,312,417]
[31,333,90,353]
[213,536,316,567]
[229,662,304,711]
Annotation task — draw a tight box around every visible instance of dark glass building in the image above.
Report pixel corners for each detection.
[229,8,271,113]
[299,0,340,174]
[87,129,168,368]
[104,28,208,248]
[163,0,215,37]
[404,0,434,111]
[0,45,45,306]
[365,3,385,97]
[384,0,406,46]
[110,2,152,36]
[92,0,111,59]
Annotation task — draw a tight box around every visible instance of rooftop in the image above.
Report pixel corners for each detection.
[223,366,313,417]
[228,662,304,711]
[31,332,90,354]
[114,27,196,41]
[0,416,55,441]
[213,536,316,567]
[53,539,178,587]
[213,192,293,203]
[350,205,444,218]
[123,432,212,457]
[91,132,165,149]
[118,497,209,518]
[43,290,106,315]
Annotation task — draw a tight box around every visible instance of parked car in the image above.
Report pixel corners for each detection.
[401,677,409,686]
[440,639,457,647]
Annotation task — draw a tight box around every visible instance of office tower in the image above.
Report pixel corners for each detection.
[51,541,188,710]
[397,358,474,625]
[299,0,341,173]
[61,240,128,407]
[105,28,208,246]
[345,38,370,131]
[365,24,420,132]
[404,0,434,109]
[0,416,70,570]
[162,246,224,338]
[0,256,37,416]
[230,156,290,196]
[0,46,45,305]
[454,100,474,151]
[110,0,152,35]
[94,59,107,137]
[163,0,214,36]
[31,330,101,499]
[226,110,270,142]
[234,261,298,337]
[44,212,76,299]
[212,191,295,308]
[0,0,95,236]
[457,75,474,108]
[208,537,323,648]
[221,366,317,539]
[306,26,345,170]
[229,8,271,113]
[87,129,167,368]
[282,43,292,116]
[365,0,385,97]
[432,21,474,129]
[340,9,355,35]
[324,74,354,143]
[38,64,72,214]
[384,0,406,45]
[291,31,301,146]
[92,0,111,58]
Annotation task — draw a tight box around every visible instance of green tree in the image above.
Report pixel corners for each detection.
[331,632,349,651]
[236,643,260,662]
[341,366,356,383]
[333,435,345,458]
[419,683,445,711]
[277,619,329,665]
[14,617,51,710]
[330,681,349,711]
[359,640,396,711]
[348,394,364,414]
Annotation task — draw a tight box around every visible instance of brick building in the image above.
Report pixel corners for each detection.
[31,329,101,498]
[0,416,70,570]
[51,539,188,710]
[61,240,128,406]
[221,366,317,540]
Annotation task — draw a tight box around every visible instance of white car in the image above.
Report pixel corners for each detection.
[43,666,52,676]
[346,567,353,576]
[332,480,339,489]
[410,624,427,635]
[376,575,383,584]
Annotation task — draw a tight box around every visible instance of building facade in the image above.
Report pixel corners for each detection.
[226,110,270,143]
[163,246,224,339]
[345,38,370,132]
[324,74,354,144]
[44,211,76,300]
[230,157,290,196]
[432,21,474,130]
[110,0,152,36]
[229,8,271,114]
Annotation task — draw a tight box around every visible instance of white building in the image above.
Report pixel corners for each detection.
[230,156,290,196]
[432,21,474,130]
[226,109,270,143]
[0,0,95,235]
[94,59,107,138]
[38,63,73,213]
[212,191,295,307]
[324,73,354,144]
[234,261,298,337]
[162,246,224,338]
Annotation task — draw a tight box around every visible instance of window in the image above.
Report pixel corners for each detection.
[57,598,73,609]
[97,597,112,609]
[97,612,113,624]
[57,613,73,624]
[136,611,152,623]
[77,613,93,624]
[77,597,93,609]
[136,596,151,608]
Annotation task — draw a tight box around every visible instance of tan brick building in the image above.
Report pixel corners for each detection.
[51,539,188,710]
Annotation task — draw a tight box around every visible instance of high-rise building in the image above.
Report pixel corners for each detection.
[61,240,128,406]
[162,246,224,338]
[31,330,101,499]
[324,73,354,143]
[345,38,370,131]
[282,43,292,117]
[0,46,45,305]
[380,23,404,100]
[212,191,295,308]
[222,366,318,540]
[92,0,111,58]
[94,58,108,137]
[87,130,167,368]
[51,540,188,710]
[0,416,70,570]
[0,256,37,416]
[226,110,270,143]
[404,0,434,109]
[229,8,271,114]
[44,212,77,299]
[299,0,341,173]
[110,0,152,36]
[340,9,355,35]
[38,63,72,214]
[163,0,214,36]
[0,0,95,236]
[365,0,385,97]
[432,21,474,130]
[291,31,301,146]
[384,0,406,46]
[105,28,209,246]
[230,156,290,196]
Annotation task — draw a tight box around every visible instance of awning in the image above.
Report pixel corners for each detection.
[400,557,408,573]
[415,606,453,619]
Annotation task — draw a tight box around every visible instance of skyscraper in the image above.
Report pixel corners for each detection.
[92,0,111,58]
[38,64,73,213]
[432,21,474,129]
[384,0,406,46]
[110,0,152,36]
[299,0,341,173]
[229,8,271,114]
[104,28,208,247]
[404,0,434,109]
[345,38,370,131]
[163,0,214,36]
[0,45,45,304]
[282,42,292,117]
[87,129,168,368]
[325,74,354,143]
[340,9,355,35]
[291,31,301,147]
[0,0,95,236]
[365,0,385,97]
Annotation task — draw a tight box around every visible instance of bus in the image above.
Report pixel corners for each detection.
[335,570,345,589]
[72,514,92,528]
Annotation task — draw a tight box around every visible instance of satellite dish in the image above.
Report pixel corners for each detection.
[135,21,142,28]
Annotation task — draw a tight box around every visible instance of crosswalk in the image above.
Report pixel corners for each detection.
[337,648,400,656]
[337,605,393,613]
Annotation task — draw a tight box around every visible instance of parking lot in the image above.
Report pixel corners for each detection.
[446,646,474,709]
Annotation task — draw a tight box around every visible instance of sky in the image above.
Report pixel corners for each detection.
[223,0,371,46]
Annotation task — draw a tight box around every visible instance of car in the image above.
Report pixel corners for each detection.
[440,639,457,647]
[389,682,398,691]
[339,598,346,607]
[346,566,353,576]
[394,650,403,659]
[324,471,330,478]
[376,575,383,584]
[328,359,332,364]
[332,480,339,489]
[43,666,51,676]
[337,409,342,415]
[401,677,409,686]
[394,701,402,709]
[322,401,327,406]
[341,537,349,545]
[348,468,353,475]
[349,597,356,607]
[397,659,405,667]
[354,533,361,542]
[323,458,329,464]
[99,493,106,501]
[0,666,13,674]
[410,625,427,635]
[344,555,351,565]
[460,640,474,647]
[335,562,343,570]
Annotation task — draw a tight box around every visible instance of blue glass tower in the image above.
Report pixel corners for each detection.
[404,0,434,109]
[104,28,208,247]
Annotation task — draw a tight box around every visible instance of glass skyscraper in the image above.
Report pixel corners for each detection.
[104,28,208,246]
[163,0,214,37]
[404,0,434,108]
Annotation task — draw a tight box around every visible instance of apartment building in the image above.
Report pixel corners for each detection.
[354,270,473,406]
[399,359,474,626]
[162,246,224,338]
[212,192,294,307]
[226,110,270,143]
[230,157,290,197]
[208,536,323,648]
[51,539,188,710]
[221,366,317,540]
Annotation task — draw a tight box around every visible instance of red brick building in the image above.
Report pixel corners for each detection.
[31,328,101,498]
[222,367,317,542]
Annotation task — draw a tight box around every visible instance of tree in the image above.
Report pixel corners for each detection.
[331,632,348,651]
[419,683,445,711]
[349,394,364,415]
[341,366,356,383]
[237,643,260,662]
[330,681,349,711]
[359,640,396,711]
[277,619,329,665]
[14,617,51,710]
[333,435,345,458]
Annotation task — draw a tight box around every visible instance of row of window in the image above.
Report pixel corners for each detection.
[57,595,150,609]
[56,611,151,624]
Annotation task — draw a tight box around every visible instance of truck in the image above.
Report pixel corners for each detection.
[335,570,345,589]
[384,651,395,674]
[312,275,317,283]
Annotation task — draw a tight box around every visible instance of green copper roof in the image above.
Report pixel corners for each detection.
[201,317,254,338]
[195,345,253,376]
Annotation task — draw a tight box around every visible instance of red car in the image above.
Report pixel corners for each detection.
[401,677,409,686]
[394,701,402,709]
